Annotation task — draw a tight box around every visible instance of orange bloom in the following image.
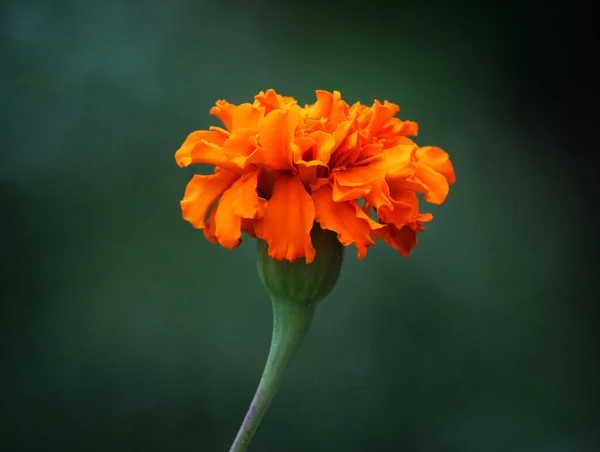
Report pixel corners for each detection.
[175,89,455,263]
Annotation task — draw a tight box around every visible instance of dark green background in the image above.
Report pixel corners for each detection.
[2,1,598,451]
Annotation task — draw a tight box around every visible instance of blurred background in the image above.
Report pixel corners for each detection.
[2,0,598,451]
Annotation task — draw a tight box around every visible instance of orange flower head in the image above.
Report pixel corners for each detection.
[175,89,455,263]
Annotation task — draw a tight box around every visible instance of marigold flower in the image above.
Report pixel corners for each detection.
[175,89,455,263]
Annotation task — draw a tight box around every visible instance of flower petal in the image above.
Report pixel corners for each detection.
[376,189,429,226]
[223,129,264,169]
[386,119,419,137]
[214,171,266,248]
[203,207,218,243]
[175,132,244,172]
[232,103,265,130]
[331,130,359,167]
[377,138,418,177]
[305,90,333,119]
[290,137,315,165]
[210,100,235,131]
[175,130,228,168]
[329,91,350,130]
[231,171,267,219]
[255,89,297,113]
[180,170,239,229]
[332,179,373,202]
[254,174,316,263]
[398,146,455,204]
[368,100,400,134]
[292,141,326,185]
[374,222,427,257]
[309,130,335,164]
[415,146,456,184]
[407,163,450,204]
[209,126,231,137]
[363,180,393,211]
[332,118,355,152]
[313,185,383,259]
[258,105,302,170]
[242,218,257,238]
[209,102,265,131]
[355,143,384,166]
[309,177,330,192]
[331,163,385,201]
[329,135,417,202]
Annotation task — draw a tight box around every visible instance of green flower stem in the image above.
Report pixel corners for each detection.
[228,296,316,452]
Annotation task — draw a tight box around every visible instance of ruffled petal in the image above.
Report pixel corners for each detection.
[255,89,297,113]
[208,126,231,137]
[291,137,322,185]
[398,146,454,205]
[377,138,418,177]
[210,211,259,245]
[242,218,257,238]
[386,119,419,137]
[214,171,266,248]
[354,104,372,129]
[406,163,450,204]
[290,137,315,165]
[231,171,267,219]
[209,100,235,131]
[175,130,228,168]
[313,185,384,259]
[368,100,400,134]
[363,180,393,211]
[213,202,241,248]
[304,90,333,119]
[329,91,350,130]
[290,132,334,184]
[258,105,302,170]
[203,207,218,243]
[376,189,430,226]
[235,104,265,130]
[222,129,265,169]
[223,129,254,158]
[415,146,456,184]
[355,143,384,166]
[175,132,243,173]
[374,223,422,257]
[180,170,239,229]
[331,148,400,201]
[331,118,355,152]
[254,174,316,263]
[309,131,335,164]
[332,173,376,202]
[209,102,265,131]
[309,177,330,192]
[331,130,360,167]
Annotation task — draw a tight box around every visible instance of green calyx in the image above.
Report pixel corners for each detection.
[256,223,344,306]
